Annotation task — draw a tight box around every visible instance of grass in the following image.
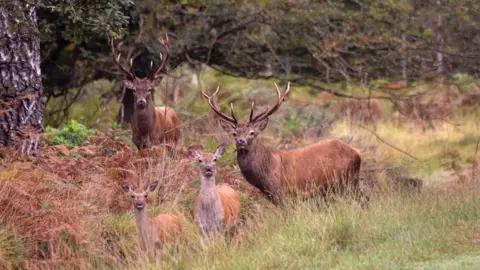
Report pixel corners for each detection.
[331,116,480,180]
[2,73,480,269]
[126,186,480,269]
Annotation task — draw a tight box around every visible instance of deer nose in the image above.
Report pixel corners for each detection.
[205,166,213,172]
[137,99,146,108]
[236,139,246,147]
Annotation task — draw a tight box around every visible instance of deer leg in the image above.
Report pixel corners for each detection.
[153,240,162,263]
[133,135,143,150]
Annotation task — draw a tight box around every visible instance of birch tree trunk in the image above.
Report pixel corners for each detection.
[0,2,44,155]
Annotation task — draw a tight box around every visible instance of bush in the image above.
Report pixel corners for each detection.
[44,120,93,148]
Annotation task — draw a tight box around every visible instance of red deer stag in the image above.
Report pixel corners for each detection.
[202,83,366,206]
[111,35,181,150]
[188,144,241,244]
[122,181,182,261]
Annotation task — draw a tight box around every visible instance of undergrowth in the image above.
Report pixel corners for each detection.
[43,120,93,148]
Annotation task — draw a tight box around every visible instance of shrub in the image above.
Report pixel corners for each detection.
[44,120,93,148]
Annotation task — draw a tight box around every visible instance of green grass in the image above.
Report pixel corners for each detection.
[119,187,480,270]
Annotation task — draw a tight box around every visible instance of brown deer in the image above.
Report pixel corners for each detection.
[202,83,365,206]
[188,144,240,244]
[111,35,181,150]
[122,181,181,261]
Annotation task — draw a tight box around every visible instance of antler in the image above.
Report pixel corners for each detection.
[202,86,238,126]
[147,33,171,80]
[110,39,136,79]
[250,82,290,123]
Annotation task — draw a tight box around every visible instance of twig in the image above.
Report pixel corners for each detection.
[360,125,419,160]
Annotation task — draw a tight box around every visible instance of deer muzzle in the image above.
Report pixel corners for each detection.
[236,138,247,148]
[203,167,214,177]
[137,99,147,109]
[134,202,145,209]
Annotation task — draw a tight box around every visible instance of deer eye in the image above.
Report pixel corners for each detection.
[232,132,237,137]
[249,130,255,135]
[144,194,148,198]
[198,159,203,163]
[213,157,217,162]
[131,195,135,198]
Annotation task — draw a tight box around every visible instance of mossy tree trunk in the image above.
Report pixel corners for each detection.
[0,2,44,155]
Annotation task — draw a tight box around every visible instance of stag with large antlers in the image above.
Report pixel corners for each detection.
[203,83,367,206]
[111,34,181,150]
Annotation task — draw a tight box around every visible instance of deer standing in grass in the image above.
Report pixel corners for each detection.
[188,144,241,243]
[111,35,181,150]
[203,82,366,206]
[122,181,181,260]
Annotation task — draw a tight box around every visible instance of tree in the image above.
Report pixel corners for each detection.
[0,0,132,153]
[0,1,44,155]
[34,0,480,126]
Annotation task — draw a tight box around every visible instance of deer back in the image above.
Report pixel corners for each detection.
[153,106,181,143]
[216,183,240,226]
[277,139,361,195]
[151,213,182,244]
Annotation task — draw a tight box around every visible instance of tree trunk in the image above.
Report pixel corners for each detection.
[0,2,44,155]
[401,33,408,85]
[435,0,444,75]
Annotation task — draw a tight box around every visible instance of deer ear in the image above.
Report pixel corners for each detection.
[122,183,133,194]
[122,80,135,90]
[219,120,235,133]
[187,147,201,159]
[152,76,163,87]
[254,118,269,131]
[214,144,226,159]
[146,181,159,193]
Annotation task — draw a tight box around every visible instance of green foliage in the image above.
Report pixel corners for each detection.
[283,110,307,136]
[44,120,93,148]
[39,0,133,42]
[450,73,480,93]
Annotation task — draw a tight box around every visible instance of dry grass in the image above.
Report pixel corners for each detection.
[1,78,480,269]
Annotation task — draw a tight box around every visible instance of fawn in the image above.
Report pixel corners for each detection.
[188,144,241,244]
[122,181,181,260]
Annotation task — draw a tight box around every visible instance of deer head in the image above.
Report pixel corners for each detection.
[188,144,226,178]
[122,181,159,210]
[111,34,171,110]
[202,83,290,150]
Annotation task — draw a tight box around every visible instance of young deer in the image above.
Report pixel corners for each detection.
[122,181,181,260]
[202,83,366,206]
[111,35,181,150]
[188,144,241,243]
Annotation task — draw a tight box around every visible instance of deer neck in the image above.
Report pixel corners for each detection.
[237,140,280,201]
[134,98,156,134]
[199,176,220,207]
[134,207,152,252]
[197,175,223,228]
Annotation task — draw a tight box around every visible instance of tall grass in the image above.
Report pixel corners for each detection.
[121,184,480,269]
[2,74,480,269]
